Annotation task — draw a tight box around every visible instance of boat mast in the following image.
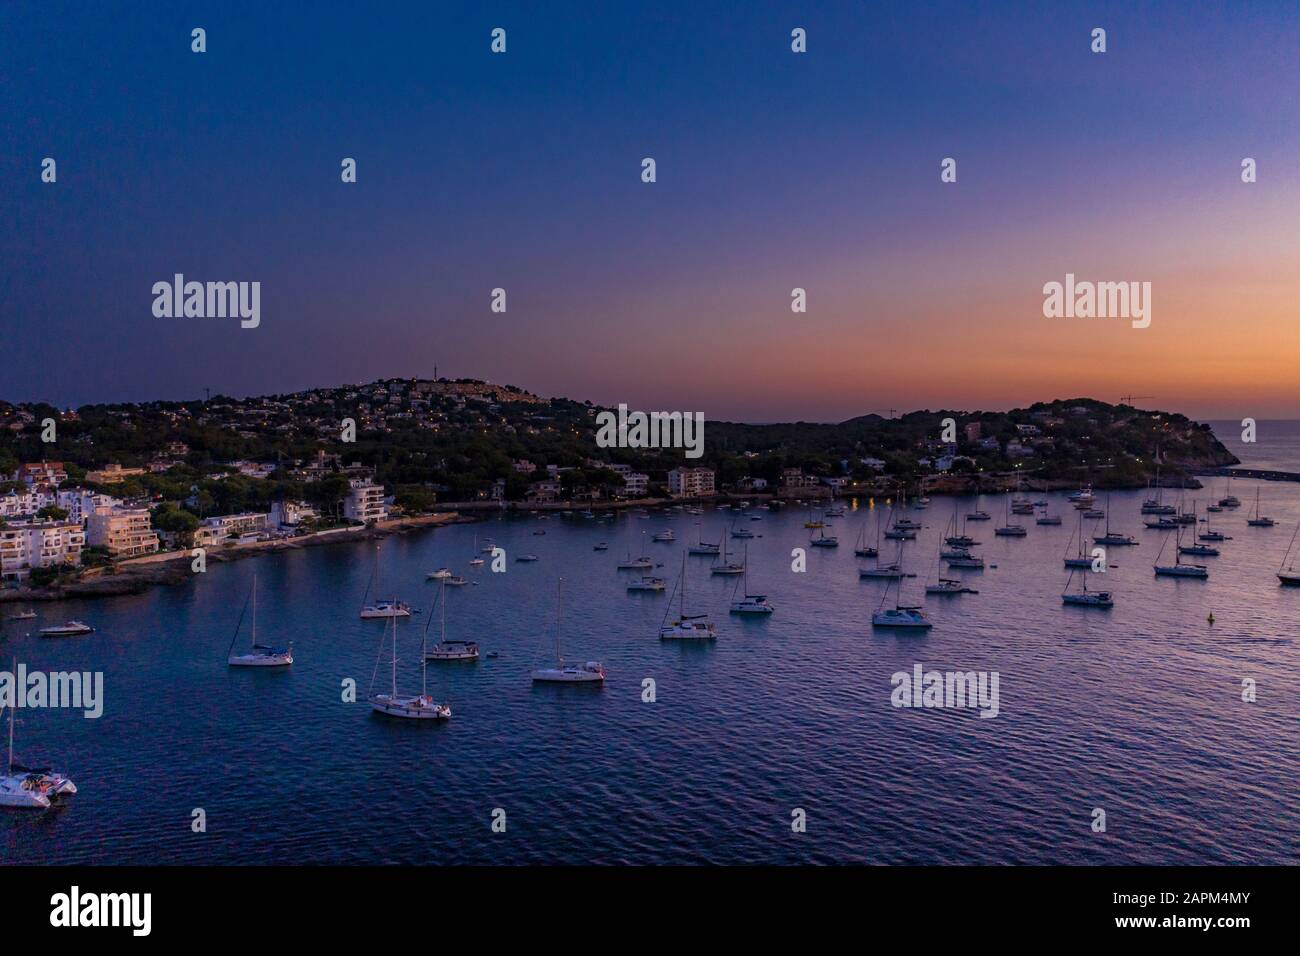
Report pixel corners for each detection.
[7,658,15,775]
[390,614,398,698]
[555,577,563,666]
[251,574,257,645]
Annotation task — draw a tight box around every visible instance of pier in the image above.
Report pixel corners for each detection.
[1196,467,1300,483]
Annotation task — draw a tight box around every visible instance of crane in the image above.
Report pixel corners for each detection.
[1119,394,1153,405]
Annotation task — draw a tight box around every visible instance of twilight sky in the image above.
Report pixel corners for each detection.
[3,1,1299,421]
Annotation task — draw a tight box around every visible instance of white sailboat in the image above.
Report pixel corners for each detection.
[424,578,480,661]
[0,658,78,808]
[661,555,718,639]
[359,548,413,619]
[227,576,293,667]
[729,564,774,614]
[1064,512,1093,568]
[469,533,485,566]
[532,579,606,681]
[1178,502,1219,557]
[368,609,451,718]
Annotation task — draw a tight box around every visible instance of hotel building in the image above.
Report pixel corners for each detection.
[85,505,160,558]
[668,467,716,499]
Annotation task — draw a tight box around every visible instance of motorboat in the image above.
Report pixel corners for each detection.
[38,621,94,637]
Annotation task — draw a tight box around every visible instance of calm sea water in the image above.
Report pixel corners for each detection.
[1208,419,1300,473]
[2,484,1298,864]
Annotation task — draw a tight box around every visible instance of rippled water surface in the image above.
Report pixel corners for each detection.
[2,483,1297,864]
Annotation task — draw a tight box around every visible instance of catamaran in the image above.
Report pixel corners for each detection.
[871,569,932,630]
[424,578,480,661]
[0,667,78,809]
[227,576,293,667]
[729,565,774,614]
[661,556,718,640]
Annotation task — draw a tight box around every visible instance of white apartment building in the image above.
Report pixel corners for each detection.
[0,520,85,582]
[269,500,319,529]
[344,479,387,523]
[85,505,160,558]
[57,488,121,525]
[200,512,271,540]
[622,472,649,498]
[0,488,53,518]
[668,467,715,499]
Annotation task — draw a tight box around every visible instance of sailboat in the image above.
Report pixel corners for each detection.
[532,580,606,681]
[871,568,932,630]
[1093,496,1137,546]
[368,612,451,718]
[0,664,78,808]
[810,525,838,548]
[854,517,879,558]
[687,523,721,556]
[616,531,653,570]
[661,555,718,639]
[1247,488,1275,527]
[729,563,774,614]
[1178,502,1219,556]
[995,492,1027,536]
[1064,512,1093,568]
[711,535,745,575]
[1277,522,1300,585]
[1199,505,1230,542]
[1061,568,1113,607]
[1153,527,1208,578]
[425,578,480,661]
[227,576,293,667]
[469,534,485,566]
[359,548,412,619]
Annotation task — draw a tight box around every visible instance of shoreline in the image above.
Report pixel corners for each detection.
[0,467,1231,606]
[0,512,470,605]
